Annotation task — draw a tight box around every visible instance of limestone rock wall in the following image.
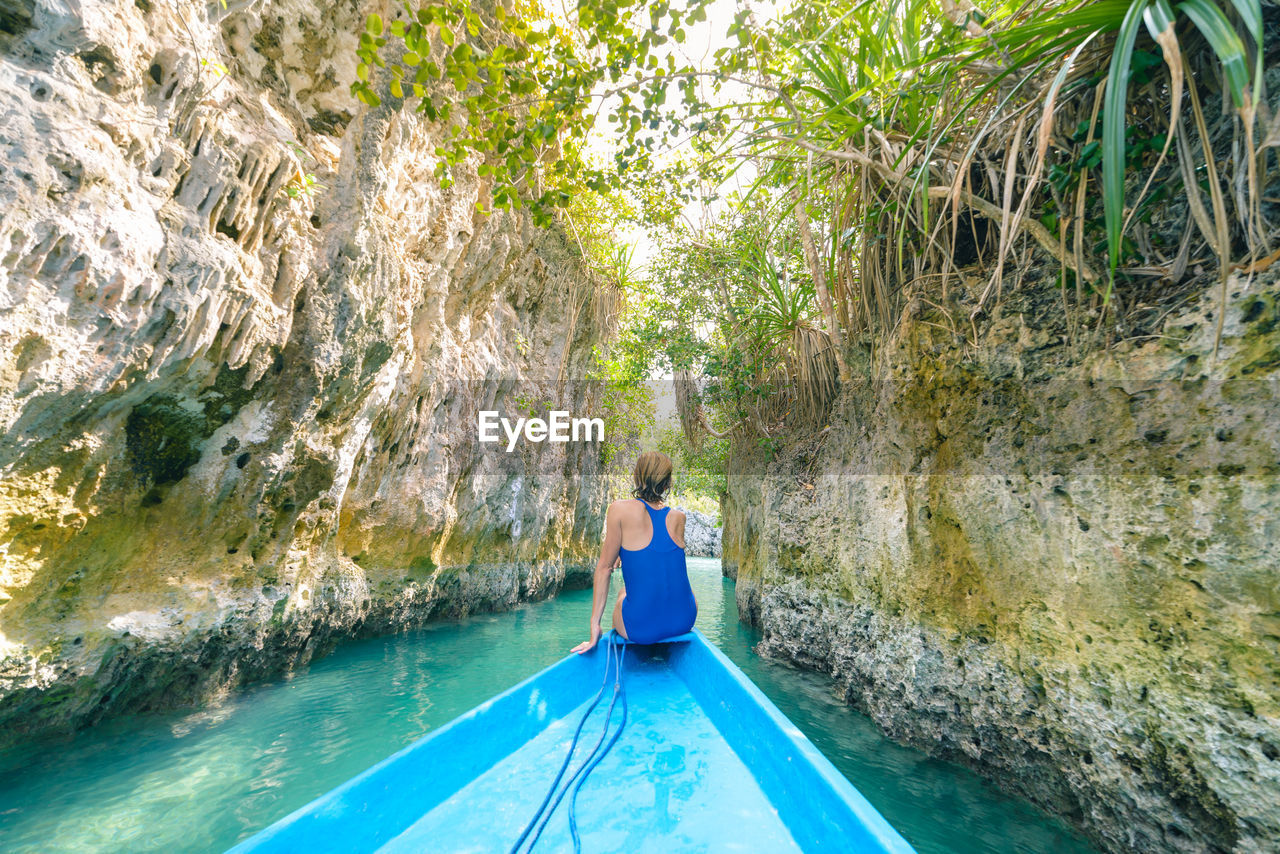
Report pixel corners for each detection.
[0,0,613,742]
[678,507,721,558]
[724,271,1280,854]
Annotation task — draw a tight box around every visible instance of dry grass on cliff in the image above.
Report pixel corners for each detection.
[749,0,1277,368]
[675,1,1277,448]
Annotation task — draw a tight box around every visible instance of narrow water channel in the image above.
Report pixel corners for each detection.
[0,558,1097,853]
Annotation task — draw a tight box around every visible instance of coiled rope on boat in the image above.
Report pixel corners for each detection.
[509,630,629,854]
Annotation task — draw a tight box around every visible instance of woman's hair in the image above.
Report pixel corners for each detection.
[632,451,673,504]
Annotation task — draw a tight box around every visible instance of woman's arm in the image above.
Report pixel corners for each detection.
[572,502,622,654]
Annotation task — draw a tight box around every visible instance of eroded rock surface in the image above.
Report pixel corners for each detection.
[0,0,612,743]
[678,507,721,558]
[725,272,1280,853]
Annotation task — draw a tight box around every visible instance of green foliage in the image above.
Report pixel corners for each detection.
[350,0,1271,460]
[656,425,727,504]
[353,0,721,226]
[589,338,654,472]
[280,141,323,200]
[282,172,321,200]
[510,393,554,418]
[727,0,1269,342]
[352,0,1265,309]
[588,242,644,291]
[740,238,816,349]
[1101,0,1262,287]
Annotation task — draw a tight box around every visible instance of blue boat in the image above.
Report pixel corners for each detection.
[230,630,916,853]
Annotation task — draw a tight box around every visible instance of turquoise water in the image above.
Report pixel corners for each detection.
[0,558,1097,853]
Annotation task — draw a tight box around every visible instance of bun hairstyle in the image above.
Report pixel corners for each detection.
[632,451,673,504]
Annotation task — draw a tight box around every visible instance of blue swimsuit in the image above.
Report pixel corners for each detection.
[619,500,697,643]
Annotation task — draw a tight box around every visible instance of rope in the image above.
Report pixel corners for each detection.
[526,638,624,852]
[567,646,627,851]
[507,633,615,854]
[510,630,629,854]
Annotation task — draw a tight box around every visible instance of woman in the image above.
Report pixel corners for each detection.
[572,451,697,653]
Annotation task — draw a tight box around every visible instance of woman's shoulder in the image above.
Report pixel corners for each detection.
[607,498,643,515]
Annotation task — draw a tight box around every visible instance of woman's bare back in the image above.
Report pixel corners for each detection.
[614,499,686,551]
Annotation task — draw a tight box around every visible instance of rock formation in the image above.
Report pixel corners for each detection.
[0,0,612,743]
[724,271,1280,854]
[678,507,721,558]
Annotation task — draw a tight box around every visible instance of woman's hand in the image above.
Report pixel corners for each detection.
[572,624,603,655]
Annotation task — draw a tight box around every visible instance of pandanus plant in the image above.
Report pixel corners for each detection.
[743,0,1270,353]
[974,0,1266,336]
[737,238,839,428]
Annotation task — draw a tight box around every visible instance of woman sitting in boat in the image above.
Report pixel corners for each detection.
[572,451,698,652]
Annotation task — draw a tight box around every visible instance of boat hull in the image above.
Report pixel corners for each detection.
[229,630,915,853]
